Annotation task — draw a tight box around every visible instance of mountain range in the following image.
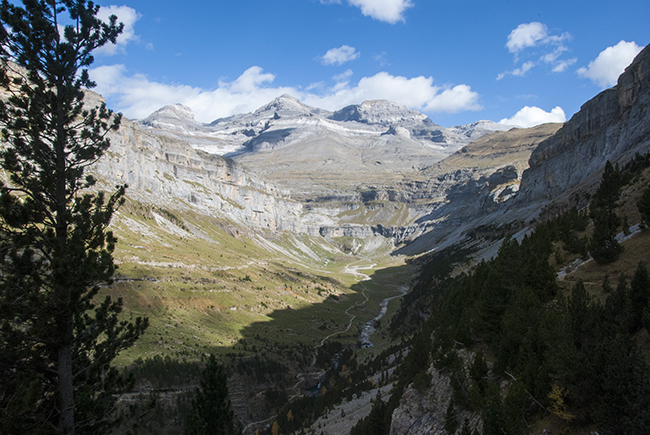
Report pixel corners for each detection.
[72,42,650,435]
[92,90,554,255]
[88,43,650,259]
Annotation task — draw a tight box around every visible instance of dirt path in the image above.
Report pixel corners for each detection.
[316,260,376,348]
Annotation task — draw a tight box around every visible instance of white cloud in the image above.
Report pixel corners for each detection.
[577,40,643,88]
[321,0,412,24]
[304,72,482,114]
[219,66,275,92]
[333,69,354,82]
[95,5,141,55]
[513,61,535,76]
[506,22,548,54]
[90,65,482,122]
[331,70,353,91]
[424,85,483,113]
[501,22,572,79]
[499,106,566,128]
[348,0,413,23]
[320,45,360,66]
[541,45,567,63]
[496,61,535,80]
[552,58,576,73]
[373,52,389,66]
[90,65,296,121]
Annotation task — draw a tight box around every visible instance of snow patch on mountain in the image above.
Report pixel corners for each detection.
[139,97,509,157]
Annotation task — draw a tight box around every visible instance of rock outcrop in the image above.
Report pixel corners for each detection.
[93,114,307,233]
[390,350,482,435]
[518,43,650,205]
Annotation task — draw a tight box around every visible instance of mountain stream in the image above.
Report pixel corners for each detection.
[340,261,407,348]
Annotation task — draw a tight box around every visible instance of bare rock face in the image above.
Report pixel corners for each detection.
[400,43,650,254]
[389,350,482,435]
[93,115,308,233]
[519,44,650,204]
[141,103,196,131]
[97,95,557,253]
[392,124,561,255]
[331,100,429,126]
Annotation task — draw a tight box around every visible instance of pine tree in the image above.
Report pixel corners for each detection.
[637,187,650,228]
[184,355,240,435]
[0,1,148,433]
[629,262,650,332]
[444,398,458,434]
[593,334,650,435]
[589,161,623,264]
[568,280,591,348]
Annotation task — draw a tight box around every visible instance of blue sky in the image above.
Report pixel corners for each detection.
[88,0,649,128]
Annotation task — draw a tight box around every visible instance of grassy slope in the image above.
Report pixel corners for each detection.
[103,198,413,368]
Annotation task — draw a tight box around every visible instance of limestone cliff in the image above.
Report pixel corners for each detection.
[93,115,309,233]
[518,43,650,205]
[87,43,650,256]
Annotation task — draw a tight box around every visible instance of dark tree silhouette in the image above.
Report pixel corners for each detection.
[0,1,148,433]
[589,161,623,264]
[185,354,241,435]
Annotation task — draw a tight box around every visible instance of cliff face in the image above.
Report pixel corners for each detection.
[85,92,545,253]
[389,350,482,435]
[92,109,559,254]
[518,44,650,204]
[93,116,308,233]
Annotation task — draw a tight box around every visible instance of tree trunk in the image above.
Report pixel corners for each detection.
[58,340,75,434]
[55,62,74,433]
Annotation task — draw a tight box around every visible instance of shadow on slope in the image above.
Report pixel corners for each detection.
[226,260,416,427]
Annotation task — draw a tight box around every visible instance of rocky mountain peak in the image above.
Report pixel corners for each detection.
[331,100,429,125]
[253,94,322,118]
[144,103,195,123]
[139,103,197,132]
[447,120,513,141]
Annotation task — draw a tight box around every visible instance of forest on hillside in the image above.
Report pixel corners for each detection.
[349,155,650,435]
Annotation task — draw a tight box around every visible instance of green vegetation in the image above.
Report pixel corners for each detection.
[0,2,148,433]
[369,158,650,435]
[184,355,241,435]
[103,197,413,367]
[589,161,623,263]
[637,186,650,227]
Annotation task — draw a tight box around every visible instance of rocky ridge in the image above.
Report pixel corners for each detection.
[141,95,510,158]
[518,43,650,206]
[139,96,512,200]
[94,98,555,254]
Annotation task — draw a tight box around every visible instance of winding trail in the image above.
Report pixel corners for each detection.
[316,261,375,348]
